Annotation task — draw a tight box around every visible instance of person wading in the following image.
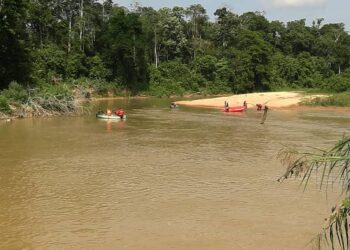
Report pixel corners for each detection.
[260,105,269,124]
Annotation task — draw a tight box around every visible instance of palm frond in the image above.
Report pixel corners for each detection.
[278,137,350,193]
[279,137,350,250]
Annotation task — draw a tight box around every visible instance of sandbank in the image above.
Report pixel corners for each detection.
[176,91,326,109]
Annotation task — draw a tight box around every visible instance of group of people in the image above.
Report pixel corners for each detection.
[170,102,179,109]
[224,100,267,111]
[97,108,125,118]
[224,100,248,111]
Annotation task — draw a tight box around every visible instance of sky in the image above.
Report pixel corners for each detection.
[113,0,350,31]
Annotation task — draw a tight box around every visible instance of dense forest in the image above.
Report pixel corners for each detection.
[1,0,350,112]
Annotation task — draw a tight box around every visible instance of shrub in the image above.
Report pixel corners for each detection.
[91,80,123,96]
[0,95,11,114]
[2,81,28,103]
[323,74,350,92]
[35,83,73,100]
[303,92,350,107]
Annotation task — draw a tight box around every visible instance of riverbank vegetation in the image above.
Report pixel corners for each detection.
[303,92,350,107]
[1,1,350,118]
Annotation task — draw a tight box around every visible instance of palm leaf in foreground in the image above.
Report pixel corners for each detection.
[277,137,350,250]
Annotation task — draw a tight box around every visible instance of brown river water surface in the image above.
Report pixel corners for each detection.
[1,98,350,249]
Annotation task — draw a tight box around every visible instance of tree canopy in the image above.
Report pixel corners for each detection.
[1,1,350,96]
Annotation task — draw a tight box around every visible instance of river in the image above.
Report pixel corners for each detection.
[1,98,350,249]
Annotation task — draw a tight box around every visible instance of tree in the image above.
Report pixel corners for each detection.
[239,11,269,34]
[31,44,67,82]
[236,30,273,90]
[214,7,240,48]
[27,0,56,48]
[0,0,31,89]
[283,19,314,54]
[156,7,189,62]
[278,136,350,250]
[53,0,80,53]
[99,7,148,92]
[138,7,160,67]
[313,23,350,74]
[185,4,208,60]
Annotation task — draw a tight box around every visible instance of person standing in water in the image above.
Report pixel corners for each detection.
[260,105,269,124]
[224,101,229,111]
[170,102,178,109]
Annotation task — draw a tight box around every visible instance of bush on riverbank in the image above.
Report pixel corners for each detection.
[0,78,134,119]
[321,70,350,93]
[303,92,350,107]
[0,95,11,114]
[2,82,28,103]
[0,82,85,118]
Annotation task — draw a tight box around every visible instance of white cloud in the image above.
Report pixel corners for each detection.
[266,0,326,8]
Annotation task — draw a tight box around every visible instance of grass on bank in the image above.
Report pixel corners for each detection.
[272,86,350,107]
[303,92,350,107]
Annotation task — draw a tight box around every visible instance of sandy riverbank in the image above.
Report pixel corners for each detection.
[175,91,326,109]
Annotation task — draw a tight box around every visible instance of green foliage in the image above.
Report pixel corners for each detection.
[1,81,28,103]
[322,72,350,92]
[2,1,350,99]
[0,95,11,114]
[92,81,123,97]
[99,8,148,93]
[148,62,192,96]
[193,55,218,81]
[201,80,231,94]
[304,92,350,107]
[31,44,66,83]
[35,83,72,100]
[66,52,88,79]
[0,0,31,89]
[236,30,273,91]
[283,19,313,54]
[86,55,111,80]
[278,137,350,250]
[156,7,189,61]
[271,52,331,89]
[343,198,350,209]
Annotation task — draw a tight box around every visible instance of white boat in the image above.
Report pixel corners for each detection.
[96,113,126,120]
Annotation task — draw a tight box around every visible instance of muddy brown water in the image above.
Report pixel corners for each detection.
[1,98,350,249]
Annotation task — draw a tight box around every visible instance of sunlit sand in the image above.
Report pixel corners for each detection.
[176,92,325,109]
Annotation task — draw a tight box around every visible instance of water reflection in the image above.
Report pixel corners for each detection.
[101,119,125,132]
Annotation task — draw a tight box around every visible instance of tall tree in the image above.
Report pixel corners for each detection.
[186,4,208,60]
[139,7,160,67]
[0,0,31,89]
[313,23,350,74]
[99,7,148,92]
[157,8,188,62]
[28,0,56,48]
[54,0,80,52]
[214,8,240,48]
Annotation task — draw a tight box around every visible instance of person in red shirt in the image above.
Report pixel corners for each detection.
[115,108,125,118]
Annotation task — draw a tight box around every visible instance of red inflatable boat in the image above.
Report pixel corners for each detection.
[223,106,246,112]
